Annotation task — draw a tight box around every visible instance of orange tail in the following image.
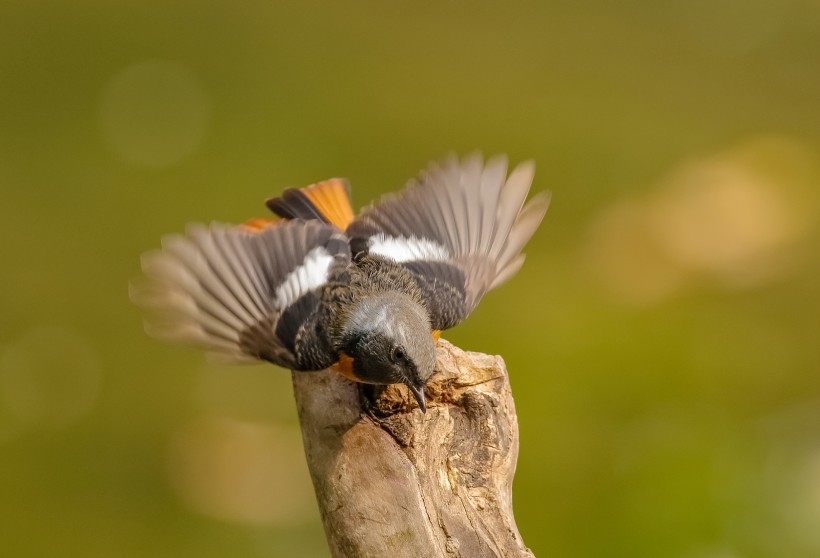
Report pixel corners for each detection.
[239,217,279,232]
[266,178,354,230]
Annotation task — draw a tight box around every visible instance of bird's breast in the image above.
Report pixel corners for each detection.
[330,352,359,382]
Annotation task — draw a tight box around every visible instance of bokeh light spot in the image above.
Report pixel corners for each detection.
[99,60,212,168]
[584,200,687,306]
[673,0,790,54]
[194,361,297,422]
[0,325,103,436]
[584,136,818,304]
[167,416,315,527]
[650,142,813,288]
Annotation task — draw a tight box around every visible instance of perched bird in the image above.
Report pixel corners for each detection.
[132,153,549,412]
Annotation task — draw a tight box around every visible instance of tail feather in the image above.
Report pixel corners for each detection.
[267,189,329,222]
[266,178,354,230]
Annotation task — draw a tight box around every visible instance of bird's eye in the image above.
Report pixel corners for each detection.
[392,347,406,362]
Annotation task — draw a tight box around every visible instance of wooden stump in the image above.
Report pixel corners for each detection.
[292,339,534,558]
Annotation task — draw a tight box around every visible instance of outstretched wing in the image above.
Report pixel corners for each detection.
[347,153,549,330]
[131,220,350,370]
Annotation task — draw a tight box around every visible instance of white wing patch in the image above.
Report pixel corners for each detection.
[368,233,449,263]
[274,246,334,310]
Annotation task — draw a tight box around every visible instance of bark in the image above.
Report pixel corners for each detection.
[292,339,534,558]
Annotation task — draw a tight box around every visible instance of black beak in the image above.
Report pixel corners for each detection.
[407,383,427,413]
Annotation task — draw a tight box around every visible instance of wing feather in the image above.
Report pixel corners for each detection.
[489,160,535,261]
[478,155,507,254]
[347,153,548,330]
[138,252,248,336]
[460,152,484,253]
[188,226,262,324]
[213,226,270,318]
[161,234,256,328]
[496,192,551,271]
[133,220,350,368]
[490,254,526,291]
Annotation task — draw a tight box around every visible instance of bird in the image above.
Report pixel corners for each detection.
[132,153,550,412]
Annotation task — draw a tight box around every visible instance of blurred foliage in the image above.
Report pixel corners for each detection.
[2,1,820,557]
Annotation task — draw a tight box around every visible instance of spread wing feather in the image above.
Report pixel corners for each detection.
[347,153,549,330]
[132,220,350,368]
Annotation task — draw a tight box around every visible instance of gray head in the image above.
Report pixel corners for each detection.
[340,291,437,412]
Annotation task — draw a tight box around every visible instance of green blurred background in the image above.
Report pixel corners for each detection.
[3,1,820,557]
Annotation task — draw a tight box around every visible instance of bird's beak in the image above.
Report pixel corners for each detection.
[407,383,427,413]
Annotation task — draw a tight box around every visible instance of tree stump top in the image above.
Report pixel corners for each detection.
[293,339,534,558]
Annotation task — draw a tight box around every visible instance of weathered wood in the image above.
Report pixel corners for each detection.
[292,339,534,558]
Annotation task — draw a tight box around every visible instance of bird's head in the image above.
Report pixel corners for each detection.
[340,292,436,412]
